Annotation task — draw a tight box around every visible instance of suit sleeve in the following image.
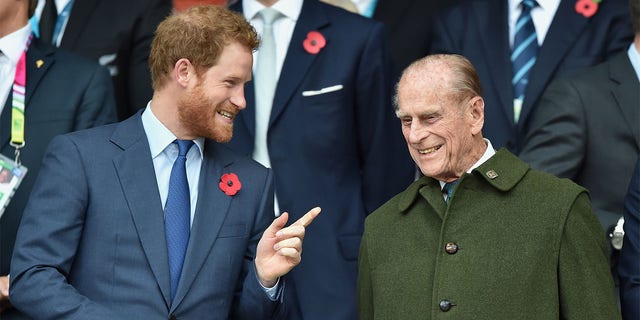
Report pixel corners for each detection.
[619,160,640,320]
[125,0,172,115]
[232,169,287,319]
[9,135,118,319]
[519,78,585,179]
[73,64,118,130]
[558,192,621,319]
[356,22,414,214]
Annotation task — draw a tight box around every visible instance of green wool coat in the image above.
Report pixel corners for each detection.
[358,149,620,319]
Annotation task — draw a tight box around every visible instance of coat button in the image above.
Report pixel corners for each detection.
[439,299,452,312]
[169,315,177,320]
[445,242,458,254]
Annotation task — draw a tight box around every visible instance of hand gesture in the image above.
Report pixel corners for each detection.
[255,207,321,287]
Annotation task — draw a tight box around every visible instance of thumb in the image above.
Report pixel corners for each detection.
[265,212,289,236]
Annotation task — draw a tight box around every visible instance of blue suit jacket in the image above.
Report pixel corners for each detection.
[9,112,285,319]
[229,1,415,319]
[620,159,640,320]
[0,38,117,279]
[430,0,632,152]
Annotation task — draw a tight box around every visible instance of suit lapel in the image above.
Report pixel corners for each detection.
[59,0,101,49]
[0,39,55,150]
[268,0,329,126]
[111,114,172,307]
[474,0,513,123]
[610,53,640,150]
[171,141,235,311]
[522,0,589,123]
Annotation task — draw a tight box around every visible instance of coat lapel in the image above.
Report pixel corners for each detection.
[473,0,513,123]
[610,52,640,150]
[171,141,235,311]
[59,0,101,49]
[111,113,172,308]
[268,0,329,127]
[0,39,55,150]
[521,0,589,123]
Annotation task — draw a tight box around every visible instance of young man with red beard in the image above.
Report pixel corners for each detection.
[8,6,319,319]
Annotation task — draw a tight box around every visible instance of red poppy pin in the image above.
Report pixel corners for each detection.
[575,0,601,18]
[303,31,326,55]
[219,173,241,196]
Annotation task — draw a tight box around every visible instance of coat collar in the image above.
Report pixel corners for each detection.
[398,149,530,213]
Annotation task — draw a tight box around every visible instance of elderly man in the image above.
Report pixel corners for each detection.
[357,54,620,319]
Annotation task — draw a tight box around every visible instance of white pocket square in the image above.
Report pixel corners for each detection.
[302,85,344,97]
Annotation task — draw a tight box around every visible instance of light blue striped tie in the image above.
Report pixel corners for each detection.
[165,139,193,302]
[511,0,538,122]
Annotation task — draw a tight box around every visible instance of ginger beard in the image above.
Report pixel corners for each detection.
[177,80,236,143]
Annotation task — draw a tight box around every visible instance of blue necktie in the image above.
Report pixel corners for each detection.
[511,0,538,122]
[165,139,194,301]
[442,181,458,206]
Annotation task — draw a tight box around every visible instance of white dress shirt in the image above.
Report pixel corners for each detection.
[0,24,32,115]
[243,0,302,82]
[508,0,560,47]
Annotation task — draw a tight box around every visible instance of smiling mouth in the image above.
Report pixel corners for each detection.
[217,110,235,120]
[418,145,442,154]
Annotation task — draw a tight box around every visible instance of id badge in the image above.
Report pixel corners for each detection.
[0,153,27,219]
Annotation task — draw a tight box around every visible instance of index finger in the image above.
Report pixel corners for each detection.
[292,207,321,227]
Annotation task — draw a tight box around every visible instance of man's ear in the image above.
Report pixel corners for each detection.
[174,58,194,88]
[468,96,485,135]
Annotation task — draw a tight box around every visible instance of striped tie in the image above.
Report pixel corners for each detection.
[511,0,538,123]
[442,181,458,206]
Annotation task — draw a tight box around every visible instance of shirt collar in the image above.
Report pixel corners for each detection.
[0,24,32,66]
[628,43,640,82]
[438,139,496,189]
[243,0,303,22]
[141,102,205,159]
[509,0,558,11]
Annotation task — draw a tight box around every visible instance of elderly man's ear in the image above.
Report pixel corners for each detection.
[468,96,484,135]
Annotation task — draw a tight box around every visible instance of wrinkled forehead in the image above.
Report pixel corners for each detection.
[399,74,452,105]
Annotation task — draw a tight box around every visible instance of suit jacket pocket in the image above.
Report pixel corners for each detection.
[338,234,362,261]
[217,224,248,238]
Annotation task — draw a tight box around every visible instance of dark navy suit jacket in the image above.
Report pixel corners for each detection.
[10,112,285,319]
[430,0,633,152]
[620,158,640,320]
[0,38,117,281]
[230,1,415,319]
[59,0,172,119]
